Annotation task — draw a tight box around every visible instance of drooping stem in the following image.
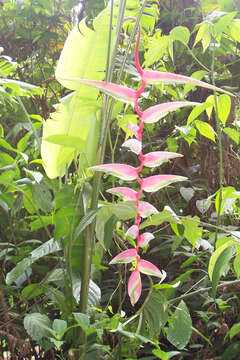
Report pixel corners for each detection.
[134,28,147,255]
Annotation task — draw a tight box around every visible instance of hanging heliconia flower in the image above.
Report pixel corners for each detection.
[60,27,231,305]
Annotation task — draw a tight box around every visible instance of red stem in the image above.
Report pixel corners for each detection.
[135,27,143,76]
[134,28,146,254]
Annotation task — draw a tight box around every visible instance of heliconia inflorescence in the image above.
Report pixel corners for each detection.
[63,28,232,305]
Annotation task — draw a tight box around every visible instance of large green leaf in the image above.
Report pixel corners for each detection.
[41,92,100,178]
[41,5,113,179]
[143,291,168,337]
[55,8,113,90]
[209,242,235,298]
[208,239,236,283]
[24,313,51,341]
[72,273,101,310]
[166,301,192,349]
[95,201,137,248]
[6,238,62,285]
[182,216,202,248]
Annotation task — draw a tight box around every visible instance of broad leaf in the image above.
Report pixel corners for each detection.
[182,216,202,248]
[72,274,101,309]
[41,92,100,178]
[55,9,114,90]
[140,208,179,229]
[6,239,61,285]
[143,291,168,337]
[218,94,231,125]
[170,26,190,45]
[166,301,192,349]
[195,120,215,142]
[223,127,239,144]
[208,240,236,298]
[24,313,51,341]
[42,6,112,178]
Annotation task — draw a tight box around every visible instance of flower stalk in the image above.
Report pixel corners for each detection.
[77,26,233,306]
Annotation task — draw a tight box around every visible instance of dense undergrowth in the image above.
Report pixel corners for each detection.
[0,0,240,359]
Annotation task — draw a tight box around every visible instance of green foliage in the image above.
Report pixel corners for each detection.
[24,313,51,341]
[166,301,192,349]
[1,0,240,359]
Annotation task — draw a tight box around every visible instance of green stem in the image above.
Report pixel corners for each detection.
[78,0,117,322]
[211,39,224,242]
[77,2,149,356]
[186,45,210,72]
[16,95,41,151]
[170,279,240,303]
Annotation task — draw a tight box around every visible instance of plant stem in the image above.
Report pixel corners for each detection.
[16,95,41,150]
[211,39,224,242]
[78,0,117,322]
[170,279,240,303]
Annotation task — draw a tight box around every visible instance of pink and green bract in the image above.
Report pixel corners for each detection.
[68,28,231,306]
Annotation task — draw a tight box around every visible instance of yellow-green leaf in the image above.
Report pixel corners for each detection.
[170,26,190,45]
[218,94,231,125]
[195,120,215,142]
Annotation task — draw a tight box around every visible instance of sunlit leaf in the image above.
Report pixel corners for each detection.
[170,26,190,45]
[195,120,216,142]
[218,94,231,125]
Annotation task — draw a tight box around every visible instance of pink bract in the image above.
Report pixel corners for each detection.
[128,269,142,305]
[125,124,139,138]
[89,163,137,181]
[122,139,142,155]
[138,259,164,278]
[138,201,159,218]
[138,232,155,248]
[109,249,137,265]
[126,225,139,239]
[141,70,232,95]
[107,187,137,201]
[142,174,187,193]
[58,78,137,104]
[141,101,200,124]
[143,151,183,168]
